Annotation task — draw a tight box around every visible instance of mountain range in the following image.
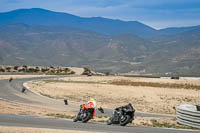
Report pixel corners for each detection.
[0,8,200,75]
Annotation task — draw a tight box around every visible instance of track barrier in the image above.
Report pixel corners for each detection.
[176,104,200,128]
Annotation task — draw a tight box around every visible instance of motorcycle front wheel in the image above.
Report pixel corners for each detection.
[120,115,131,126]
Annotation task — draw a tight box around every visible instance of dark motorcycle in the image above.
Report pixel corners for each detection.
[107,103,135,126]
[73,104,95,123]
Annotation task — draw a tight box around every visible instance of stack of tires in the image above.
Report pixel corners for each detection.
[176,104,200,128]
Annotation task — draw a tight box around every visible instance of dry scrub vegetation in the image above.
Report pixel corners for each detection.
[28,76,200,114]
[111,79,200,90]
[0,126,95,133]
[133,117,197,129]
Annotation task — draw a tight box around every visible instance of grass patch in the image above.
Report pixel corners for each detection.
[110,80,200,90]
[46,113,75,119]
[149,119,198,130]
[44,79,103,84]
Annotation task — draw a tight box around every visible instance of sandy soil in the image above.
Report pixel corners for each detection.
[28,76,200,114]
[0,126,96,133]
[0,75,50,80]
[0,98,75,116]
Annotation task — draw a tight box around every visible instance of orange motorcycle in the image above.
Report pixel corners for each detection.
[73,104,95,123]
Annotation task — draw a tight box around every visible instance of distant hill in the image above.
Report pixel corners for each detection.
[0,8,158,39]
[0,24,150,72]
[1,8,200,39]
[0,24,110,66]
[0,24,200,75]
[146,28,200,75]
[158,25,200,35]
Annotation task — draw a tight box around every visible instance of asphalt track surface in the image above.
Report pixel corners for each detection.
[0,76,198,133]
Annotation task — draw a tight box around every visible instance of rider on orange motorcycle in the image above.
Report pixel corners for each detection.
[82,98,96,116]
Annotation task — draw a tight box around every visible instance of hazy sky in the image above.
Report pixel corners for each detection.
[0,0,200,29]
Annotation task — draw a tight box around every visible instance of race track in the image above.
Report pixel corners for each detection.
[0,76,198,133]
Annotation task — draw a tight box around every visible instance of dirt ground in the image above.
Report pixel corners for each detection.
[0,126,95,133]
[0,98,75,116]
[28,76,200,114]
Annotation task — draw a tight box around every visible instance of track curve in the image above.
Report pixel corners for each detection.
[0,76,198,133]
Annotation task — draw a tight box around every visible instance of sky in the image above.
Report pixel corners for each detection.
[0,0,200,29]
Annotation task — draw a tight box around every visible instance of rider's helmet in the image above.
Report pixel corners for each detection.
[90,98,95,101]
[89,98,96,108]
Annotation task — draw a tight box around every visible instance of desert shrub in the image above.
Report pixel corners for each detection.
[69,71,75,74]
[50,70,56,73]
[104,72,110,76]
[41,68,49,72]
[82,67,92,75]
[35,67,40,72]
[14,66,19,70]
[6,67,11,71]
[22,65,28,72]
[64,68,69,72]
[18,68,26,72]
[0,68,5,72]
[22,65,27,68]
[27,68,36,73]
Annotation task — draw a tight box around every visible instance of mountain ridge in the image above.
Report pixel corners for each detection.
[1,8,200,39]
[0,8,157,38]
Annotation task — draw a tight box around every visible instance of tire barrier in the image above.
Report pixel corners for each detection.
[176,104,200,128]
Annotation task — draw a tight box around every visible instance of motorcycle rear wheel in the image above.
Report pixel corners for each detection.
[120,115,131,126]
